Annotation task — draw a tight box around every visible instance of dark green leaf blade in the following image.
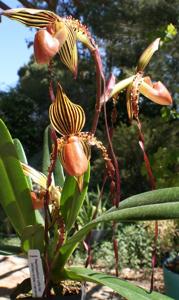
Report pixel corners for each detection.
[52,188,179,271]
[60,164,90,232]
[13,138,33,190]
[60,267,172,300]
[0,119,40,235]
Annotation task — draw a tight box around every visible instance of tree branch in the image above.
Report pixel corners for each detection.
[0,0,36,11]
[0,1,10,10]
[45,0,58,12]
[17,0,36,8]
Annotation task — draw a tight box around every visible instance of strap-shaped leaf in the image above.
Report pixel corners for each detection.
[3,8,58,28]
[52,187,179,271]
[42,125,65,187]
[13,138,32,190]
[49,83,85,135]
[60,267,171,300]
[60,164,90,233]
[0,119,39,236]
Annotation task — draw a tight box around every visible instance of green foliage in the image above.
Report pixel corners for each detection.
[93,223,153,270]
[77,188,107,229]
[60,165,90,233]
[62,266,171,300]
[140,117,179,189]
[0,119,40,236]
[42,125,65,187]
[52,187,179,274]
[163,23,177,43]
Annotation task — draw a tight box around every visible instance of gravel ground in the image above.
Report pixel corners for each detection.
[0,255,164,300]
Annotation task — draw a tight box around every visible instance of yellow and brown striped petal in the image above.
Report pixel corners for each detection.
[3,8,58,28]
[21,162,47,189]
[58,21,78,76]
[49,83,85,136]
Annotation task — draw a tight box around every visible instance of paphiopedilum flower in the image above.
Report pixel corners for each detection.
[49,83,114,190]
[105,38,173,121]
[49,83,90,178]
[2,8,96,77]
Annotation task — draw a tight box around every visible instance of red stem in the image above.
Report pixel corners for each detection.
[136,118,157,292]
[91,48,104,134]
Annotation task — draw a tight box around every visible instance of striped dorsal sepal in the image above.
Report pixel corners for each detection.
[2,8,58,28]
[49,83,85,136]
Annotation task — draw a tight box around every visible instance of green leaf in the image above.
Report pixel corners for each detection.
[60,164,90,232]
[163,23,177,43]
[13,138,33,190]
[21,224,44,253]
[52,187,179,272]
[42,125,65,187]
[0,119,40,236]
[0,159,24,236]
[60,267,172,300]
[114,187,179,210]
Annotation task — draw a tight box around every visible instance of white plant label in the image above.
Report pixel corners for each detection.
[28,249,45,298]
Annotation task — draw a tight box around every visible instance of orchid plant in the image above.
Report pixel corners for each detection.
[0,7,179,300]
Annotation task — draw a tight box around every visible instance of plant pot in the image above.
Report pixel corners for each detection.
[163,262,179,300]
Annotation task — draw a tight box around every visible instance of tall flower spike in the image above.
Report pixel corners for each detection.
[49,83,85,136]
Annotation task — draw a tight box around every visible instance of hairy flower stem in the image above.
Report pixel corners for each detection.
[43,87,58,296]
[102,86,121,277]
[91,48,104,134]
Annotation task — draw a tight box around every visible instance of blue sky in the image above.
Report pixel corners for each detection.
[0,0,35,91]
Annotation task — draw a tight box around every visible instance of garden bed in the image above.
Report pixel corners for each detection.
[0,254,165,300]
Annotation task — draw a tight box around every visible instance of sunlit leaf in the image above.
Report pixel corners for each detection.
[21,224,44,253]
[58,267,172,300]
[52,187,179,271]
[60,164,90,232]
[0,119,40,236]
